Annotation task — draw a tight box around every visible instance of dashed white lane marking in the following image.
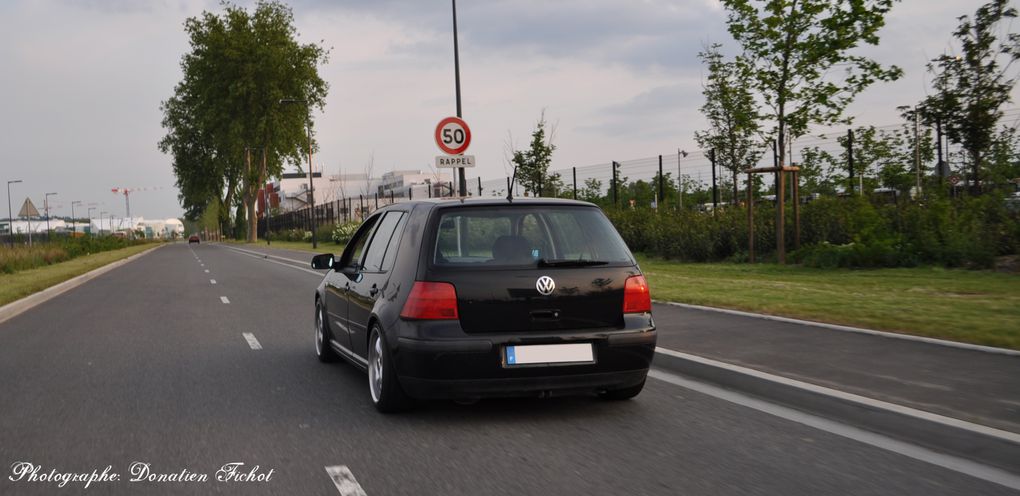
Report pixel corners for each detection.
[648,369,1020,491]
[242,332,262,350]
[210,279,217,285]
[325,466,366,496]
[220,296,230,304]
[204,269,210,273]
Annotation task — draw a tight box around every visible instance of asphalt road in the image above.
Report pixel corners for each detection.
[0,243,1016,495]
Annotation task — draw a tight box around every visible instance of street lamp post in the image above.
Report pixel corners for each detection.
[6,180,22,247]
[71,200,82,236]
[280,98,317,249]
[44,192,57,238]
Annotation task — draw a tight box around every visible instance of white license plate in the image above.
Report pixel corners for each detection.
[504,343,594,367]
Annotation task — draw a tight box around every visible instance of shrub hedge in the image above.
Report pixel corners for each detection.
[605,193,1020,269]
[0,236,148,274]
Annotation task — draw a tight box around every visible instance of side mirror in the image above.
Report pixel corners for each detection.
[310,253,334,270]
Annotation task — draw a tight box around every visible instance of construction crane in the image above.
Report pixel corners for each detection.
[110,186,164,236]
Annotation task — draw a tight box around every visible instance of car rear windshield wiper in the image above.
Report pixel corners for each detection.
[537,258,610,267]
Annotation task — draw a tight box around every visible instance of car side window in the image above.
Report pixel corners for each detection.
[361,211,404,273]
[378,213,407,272]
[342,215,380,269]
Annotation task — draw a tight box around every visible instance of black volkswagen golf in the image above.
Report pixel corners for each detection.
[310,198,656,412]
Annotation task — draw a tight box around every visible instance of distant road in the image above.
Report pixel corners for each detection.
[0,243,1014,495]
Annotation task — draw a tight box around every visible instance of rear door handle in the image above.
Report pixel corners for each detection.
[369,285,379,297]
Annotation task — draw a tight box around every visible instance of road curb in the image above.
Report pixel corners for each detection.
[653,347,1020,474]
[0,244,164,326]
[654,300,1020,357]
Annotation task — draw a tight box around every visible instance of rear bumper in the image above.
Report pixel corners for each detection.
[391,318,656,399]
[400,369,649,399]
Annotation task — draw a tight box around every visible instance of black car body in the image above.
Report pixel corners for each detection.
[311,198,656,411]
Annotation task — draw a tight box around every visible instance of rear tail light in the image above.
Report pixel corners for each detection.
[623,275,651,314]
[400,281,459,320]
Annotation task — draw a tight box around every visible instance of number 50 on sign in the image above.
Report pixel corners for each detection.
[435,116,472,155]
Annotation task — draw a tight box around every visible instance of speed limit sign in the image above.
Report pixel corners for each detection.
[435,116,472,155]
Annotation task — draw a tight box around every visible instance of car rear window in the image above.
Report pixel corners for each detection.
[432,206,634,266]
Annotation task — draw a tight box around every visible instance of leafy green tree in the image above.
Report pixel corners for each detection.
[578,178,604,204]
[921,0,1020,187]
[159,1,329,241]
[795,145,840,195]
[694,43,763,204]
[720,0,903,169]
[985,126,1020,184]
[511,112,557,197]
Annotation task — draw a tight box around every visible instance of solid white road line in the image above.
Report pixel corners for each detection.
[210,279,217,285]
[223,245,310,265]
[242,332,263,350]
[648,369,1020,491]
[324,466,367,496]
[220,296,230,304]
[654,348,1020,445]
[219,245,324,276]
[654,300,1020,356]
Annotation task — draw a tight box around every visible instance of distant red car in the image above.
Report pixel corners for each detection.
[188,234,200,244]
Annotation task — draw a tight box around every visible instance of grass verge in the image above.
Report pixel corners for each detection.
[637,255,1020,350]
[0,244,157,307]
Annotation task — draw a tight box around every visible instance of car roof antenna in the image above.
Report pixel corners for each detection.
[507,165,518,203]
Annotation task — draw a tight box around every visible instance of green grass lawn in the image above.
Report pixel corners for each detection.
[0,244,158,307]
[636,255,1020,350]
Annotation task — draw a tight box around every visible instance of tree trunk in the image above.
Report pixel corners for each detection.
[732,168,739,205]
[245,193,257,243]
[971,149,981,193]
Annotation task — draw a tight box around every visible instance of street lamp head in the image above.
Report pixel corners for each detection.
[8,180,22,185]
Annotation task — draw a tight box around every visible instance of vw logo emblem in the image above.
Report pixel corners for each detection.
[536,276,555,295]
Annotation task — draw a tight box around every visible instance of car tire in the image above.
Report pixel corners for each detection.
[599,378,645,401]
[368,325,412,413]
[315,299,338,363]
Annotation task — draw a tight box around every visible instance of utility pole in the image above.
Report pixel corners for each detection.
[914,106,922,194]
[452,0,467,197]
[658,155,664,210]
[6,180,22,247]
[44,192,57,237]
[262,148,271,245]
[936,117,945,186]
[710,149,718,212]
[71,200,82,236]
[847,129,855,196]
[611,161,620,208]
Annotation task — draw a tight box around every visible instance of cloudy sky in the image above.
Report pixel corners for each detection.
[0,0,1010,219]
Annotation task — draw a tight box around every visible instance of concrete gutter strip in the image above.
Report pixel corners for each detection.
[653,347,1020,475]
[0,244,164,326]
[655,300,1020,357]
